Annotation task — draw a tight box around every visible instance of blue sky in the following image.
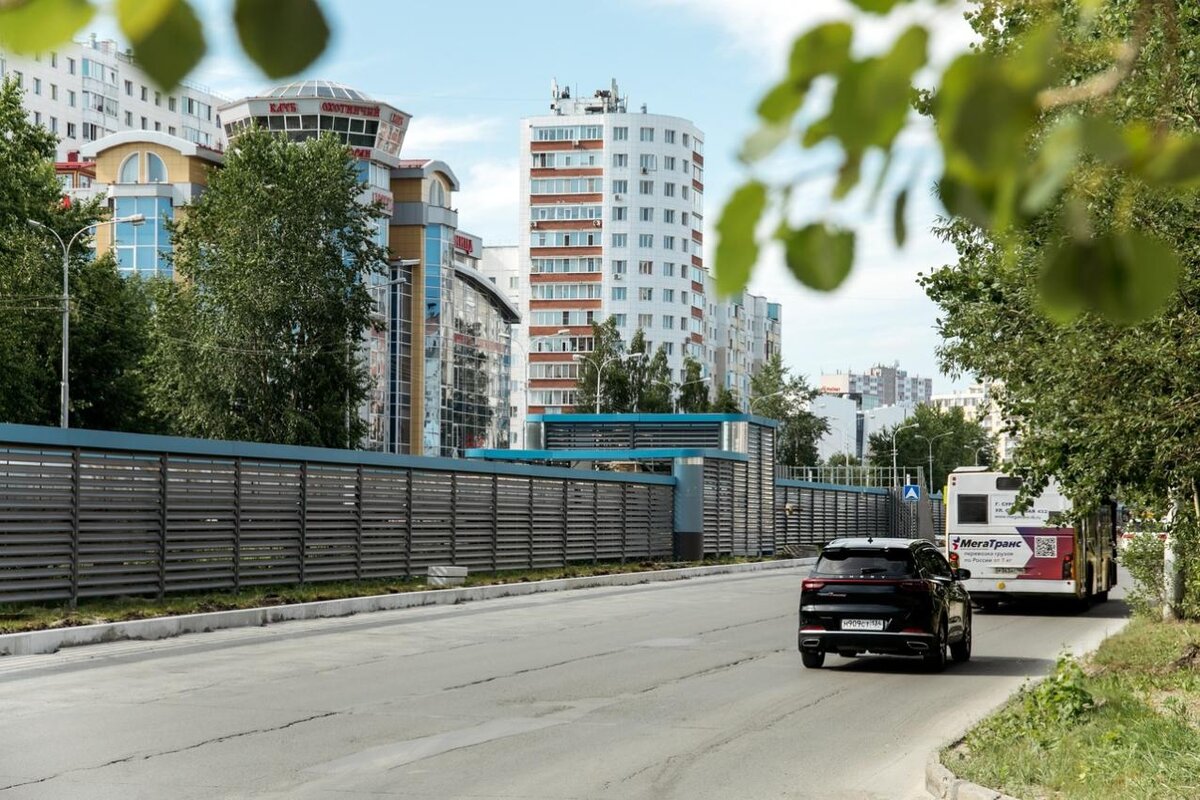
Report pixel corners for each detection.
[95,0,978,390]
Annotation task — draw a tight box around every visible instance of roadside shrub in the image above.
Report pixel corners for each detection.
[970,656,1096,748]
[1122,533,1166,618]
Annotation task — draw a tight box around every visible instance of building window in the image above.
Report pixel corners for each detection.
[124,80,132,96]
[11,71,22,88]
[50,52,57,68]
[638,313,653,328]
[663,263,675,277]
[663,315,675,329]
[32,77,41,95]
[154,121,162,132]
[639,207,653,222]
[664,236,675,250]
[682,212,690,226]
[639,180,653,195]
[612,179,628,195]
[154,91,161,106]
[683,132,690,147]
[66,122,76,138]
[140,86,148,101]
[49,117,57,133]
[612,287,627,301]
[119,153,140,183]
[113,196,174,278]
[67,89,75,107]
[612,259,627,274]
[612,233,627,248]
[665,129,676,144]
[638,234,654,248]
[640,127,654,142]
[33,111,41,125]
[169,96,177,111]
[613,313,627,327]
[611,206,627,221]
[140,116,148,129]
[124,111,132,126]
[49,83,57,101]
[663,182,675,197]
[613,153,627,168]
[146,152,168,183]
[639,154,656,171]
[664,156,676,170]
[612,126,628,141]
[639,260,653,275]
[168,126,176,136]
[67,57,75,74]
[664,209,675,224]
[663,289,675,302]
[681,185,690,200]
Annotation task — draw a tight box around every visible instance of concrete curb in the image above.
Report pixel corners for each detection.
[0,557,816,657]
[925,753,1021,800]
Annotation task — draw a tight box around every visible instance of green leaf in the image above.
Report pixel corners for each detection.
[938,53,1035,180]
[833,154,861,200]
[787,22,853,84]
[117,0,205,90]
[847,0,905,12]
[893,189,908,247]
[936,173,995,230]
[782,224,855,291]
[1022,115,1081,215]
[0,0,94,54]
[715,181,768,296]
[828,25,927,157]
[1039,232,1181,325]
[235,0,331,79]
[740,124,791,163]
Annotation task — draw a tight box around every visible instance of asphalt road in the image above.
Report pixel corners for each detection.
[0,568,1129,800]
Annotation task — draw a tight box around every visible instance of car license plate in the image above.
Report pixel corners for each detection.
[841,619,884,631]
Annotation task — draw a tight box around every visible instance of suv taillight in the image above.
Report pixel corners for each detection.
[802,579,825,592]
[900,580,931,593]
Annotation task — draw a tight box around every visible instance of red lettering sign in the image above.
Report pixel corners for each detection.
[372,191,394,215]
[390,112,406,127]
[268,102,297,113]
[453,234,474,255]
[320,102,380,117]
[350,147,372,159]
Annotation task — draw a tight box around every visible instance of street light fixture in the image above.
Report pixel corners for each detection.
[891,422,919,488]
[651,375,709,414]
[573,351,643,414]
[749,389,788,415]
[965,443,991,466]
[28,213,145,429]
[914,431,954,492]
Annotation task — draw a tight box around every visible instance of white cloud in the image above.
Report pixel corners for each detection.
[454,158,521,245]
[646,0,977,71]
[401,116,504,153]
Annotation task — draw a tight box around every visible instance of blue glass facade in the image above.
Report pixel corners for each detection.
[113,196,173,278]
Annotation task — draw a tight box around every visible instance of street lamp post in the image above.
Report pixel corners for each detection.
[28,214,145,429]
[745,389,788,416]
[965,444,991,466]
[915,431,954,492]
[575,351,642,413]
[891,423,919,488]
[652,376,709,414]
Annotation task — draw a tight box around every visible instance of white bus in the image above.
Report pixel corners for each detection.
[944,468,1117,608]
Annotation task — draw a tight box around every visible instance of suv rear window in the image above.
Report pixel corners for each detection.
[813,548,916,578]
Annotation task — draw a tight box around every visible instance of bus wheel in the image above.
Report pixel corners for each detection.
[1094,590,1109,603]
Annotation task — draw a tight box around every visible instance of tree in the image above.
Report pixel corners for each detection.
[711,387,741,414]
[0,77,152,431]
[677,356,710,413]
[867,406,992,492]
[715,0,1200,328]
[572,318,628,414]
[146,128,387,447]
[750,354,829,467]
[627,328,672,413]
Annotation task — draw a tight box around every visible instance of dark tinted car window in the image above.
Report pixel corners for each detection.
[917,547,952,578]
[814,548,916,578]
[957,494,988,524]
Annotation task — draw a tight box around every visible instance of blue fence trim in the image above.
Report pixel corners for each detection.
[465,447,748,463]
[529,412,781,429]
[775,479,891,496]
[0,423,675,486]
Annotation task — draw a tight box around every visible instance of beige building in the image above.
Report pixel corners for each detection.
[930,383,1017,461]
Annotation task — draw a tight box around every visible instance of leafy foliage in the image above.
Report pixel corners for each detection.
[677,356,711,413]
[145,128,387,447]
[719,0,1200,326]
[867,404,992,491]
[748,354,828,466]
[571,319,677,413]
[2,0,331,90]
[0,77,152,430]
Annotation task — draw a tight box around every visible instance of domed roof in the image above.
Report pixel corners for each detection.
[263,80,373,102]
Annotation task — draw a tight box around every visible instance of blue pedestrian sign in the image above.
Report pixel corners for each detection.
[902,484,921,502]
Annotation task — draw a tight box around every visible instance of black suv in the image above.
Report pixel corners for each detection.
[798,537,972,670]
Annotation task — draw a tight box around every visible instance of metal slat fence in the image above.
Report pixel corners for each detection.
[775,480,892,549]
[0,429,674,604]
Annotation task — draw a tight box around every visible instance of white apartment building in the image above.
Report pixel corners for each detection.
[820,362,933,409]
[931,383,1018,461]
[520,81,708,414]
[0,34,225,160]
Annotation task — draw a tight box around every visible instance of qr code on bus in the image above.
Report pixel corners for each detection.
[1034,536,1058,559]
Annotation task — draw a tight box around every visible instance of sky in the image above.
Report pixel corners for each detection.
[93,0,980,391]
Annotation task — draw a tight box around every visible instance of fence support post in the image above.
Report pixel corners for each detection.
[354,464,364,581]
[158,453,168,599]
[69,447,80,609]
[232,459,241,591]
[450,473,458,565]
[619,482,628,564]
[404,469,414,579]
[299,462,308,584]
[491,474,499,573]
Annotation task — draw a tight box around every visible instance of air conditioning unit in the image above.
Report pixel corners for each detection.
[530,220,539,228]
[614,194,623,201]
[572,138,581,147]
[640,168,649,175]
[613,273,624,280]
[592,219,602,227]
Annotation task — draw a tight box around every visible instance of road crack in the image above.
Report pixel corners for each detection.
[0,711,341,793]
[443,649,625,690]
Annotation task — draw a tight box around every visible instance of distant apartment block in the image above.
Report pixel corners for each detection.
[1,34,226,159]
[820,362,933,410]
[931,383,1018,461]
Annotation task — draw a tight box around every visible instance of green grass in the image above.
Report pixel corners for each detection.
[0,556,768,635]
[943,619,1200,800]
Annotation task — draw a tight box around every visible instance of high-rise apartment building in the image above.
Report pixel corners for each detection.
[931,383,1017,460]
[1,34,225,159]
[705,286,782,405]
[520,81,708,415]
[820,362,933,410]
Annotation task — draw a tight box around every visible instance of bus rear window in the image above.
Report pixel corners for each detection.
[957,494,988,524]
[996,477,1023,491]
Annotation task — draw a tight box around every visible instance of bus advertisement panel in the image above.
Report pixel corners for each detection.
[949,528,1075,585]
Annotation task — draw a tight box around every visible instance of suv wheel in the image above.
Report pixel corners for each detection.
[924,619,948,672]
[950,614,972,663]
[801,650,825,669]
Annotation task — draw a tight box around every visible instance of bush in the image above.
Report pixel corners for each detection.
[1122,532,1166,618]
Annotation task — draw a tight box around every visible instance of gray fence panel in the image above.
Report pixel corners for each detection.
[775,482,893,549]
